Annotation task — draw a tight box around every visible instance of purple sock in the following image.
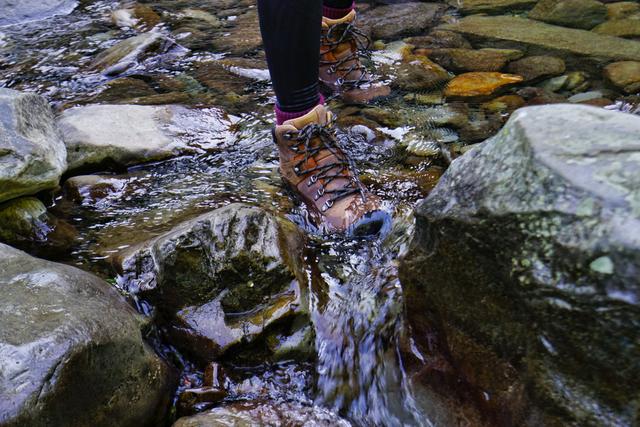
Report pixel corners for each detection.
[275,94,325,125]
[322,1,355,20]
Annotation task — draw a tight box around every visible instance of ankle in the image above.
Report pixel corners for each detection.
[275,94,325,125]
[322,1,355,20]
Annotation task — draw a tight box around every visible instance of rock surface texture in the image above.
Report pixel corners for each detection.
[58,104,234,172]
[400,105,640,426]
[0,0,77,27]
[116,203,310,363]
[440,15,640,68]
[0,243,173,427]
[0,89,67,203]
[173,401,351,427]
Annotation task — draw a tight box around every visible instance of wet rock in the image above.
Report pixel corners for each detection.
[481,94,526,113]
[393,55,451,91]
[606,2,640,20]
[91,77,157,103]
[63,175,127,206]
[604,61,640,93]
[444,72,523,99]
[116,204,310,363]
[0,0,77,26]
[0,197,76,256]
[540,70,589,92]
[593,18,640,38]
[528,0,607,29]
[400,105,640,426]
[440,16,640,66]
[91,33,187,76]
[212,8,262,55]
[0,243,173,426]
[193,60,253,94]
[506,55,566,82]
[445,0,537,15]
[173,401,351,427]
[403,92,444,105]
[0,88,67,204]
[428,48,522,72]
[358,2,447,40]
[111,4,161,30]
[404,30,472,50]
[58,104,234,172]
[180,9,223,27]
[517,86,567,105]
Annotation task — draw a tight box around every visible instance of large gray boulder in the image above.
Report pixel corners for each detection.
[400,105,640,426]
[0,0,77,27]
[115,203,311,363]
[0,89,67,203]
[58,104,234,172]
[0,244,173,427]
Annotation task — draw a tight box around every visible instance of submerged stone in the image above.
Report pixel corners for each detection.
[528,0,607,29]
[393,55,451,91]
[446,0,537,15]
[593,18,640,38]
[173,401,351,427]
[116,203,310,363]
[603,61,640,93]
[400,105,640,426]
[444,72,523,98]
[506,55,566,81]
[359,2,447,40]
[439,15,640,67]
[427,48,521,72]
[91,32,187,76]
[0,197,76,256]
[0,88,67,204]
[0,0,77,27]
[0,243,173,426]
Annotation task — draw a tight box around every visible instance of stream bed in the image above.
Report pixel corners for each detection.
[1,0,639,425]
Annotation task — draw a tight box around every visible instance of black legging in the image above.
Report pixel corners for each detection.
[257,0,353,113]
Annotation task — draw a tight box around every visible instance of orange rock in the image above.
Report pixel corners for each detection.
[444,72,523,98]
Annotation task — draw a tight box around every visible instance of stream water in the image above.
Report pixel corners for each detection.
[2,0,638,425]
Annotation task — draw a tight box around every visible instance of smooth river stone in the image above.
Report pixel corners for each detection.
[603,61,640,93]
[444,72,523,98]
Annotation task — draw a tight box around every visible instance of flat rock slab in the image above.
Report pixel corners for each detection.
[445,0,537,14]
[58,104,235,172]
[0,88,67,203]
[440,15,640,67]
[0,0,77,27]
[0,243,173,426]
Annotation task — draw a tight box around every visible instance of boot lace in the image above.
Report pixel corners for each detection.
[321,19,372,91]
[284,122,367,213]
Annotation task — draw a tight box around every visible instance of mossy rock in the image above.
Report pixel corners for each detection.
[400,105,640,426]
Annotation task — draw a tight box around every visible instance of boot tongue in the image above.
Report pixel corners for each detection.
[284,104,329,129]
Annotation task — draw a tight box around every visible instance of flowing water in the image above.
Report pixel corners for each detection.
[2,0,639,425]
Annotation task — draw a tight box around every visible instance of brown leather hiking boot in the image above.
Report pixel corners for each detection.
[320,10,390,104]
[274,105,389,235]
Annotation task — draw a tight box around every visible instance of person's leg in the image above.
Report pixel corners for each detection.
[257,0,324,125]
[322,0,354,19]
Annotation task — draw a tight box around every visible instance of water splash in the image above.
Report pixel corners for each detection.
[310,218,430,427]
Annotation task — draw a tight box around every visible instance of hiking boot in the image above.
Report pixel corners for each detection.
[320,10,390,104]
[274,104,389,235]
